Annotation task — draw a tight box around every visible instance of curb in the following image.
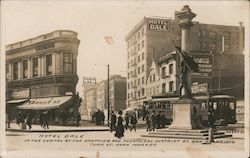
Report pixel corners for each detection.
[6,128,110,133]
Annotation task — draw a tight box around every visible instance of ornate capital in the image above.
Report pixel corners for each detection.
[175,5,196,29]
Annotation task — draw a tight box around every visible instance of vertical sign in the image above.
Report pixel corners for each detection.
[191,53,213,78]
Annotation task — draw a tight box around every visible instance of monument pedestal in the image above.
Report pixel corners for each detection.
[169,99,200,130]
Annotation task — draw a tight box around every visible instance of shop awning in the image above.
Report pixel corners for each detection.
[7,99,29,104]
[17,96,72,110]
[151,97,179,102]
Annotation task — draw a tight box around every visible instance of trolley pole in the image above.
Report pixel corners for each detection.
[107,64,110,127]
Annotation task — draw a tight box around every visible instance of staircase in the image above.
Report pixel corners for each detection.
[141,128,232,140]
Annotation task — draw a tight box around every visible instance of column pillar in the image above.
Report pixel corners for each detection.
[52,53,56,75]
[27,58,31,79]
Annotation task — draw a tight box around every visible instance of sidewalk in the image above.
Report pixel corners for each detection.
[6,123,109,133]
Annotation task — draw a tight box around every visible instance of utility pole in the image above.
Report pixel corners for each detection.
[107,64,110,127]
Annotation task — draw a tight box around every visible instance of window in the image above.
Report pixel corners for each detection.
[201,30,207,36]
[141,88,145,96]
[138,67,140,74]
[22,60,28,79]
[225,44,230,52]
[142,52,144,60]
[6,64,10,81]
[63,53,73,74]
[209,43,216,51]
[128,83,130,89]
[142,77,144,85]
[162,83,166,93]
[131,92,133,98]
[142,40,144,48]
[169,81,174,92]
[32,57,38,77]
[142,65,144,72]
[161,67,166,77]
[138,79,140,86]
[138,55,140,63]
[127,72,130,79]
[153,74,155,82]
[46,54,52,75]
[209,31,216,39]
[224,32,230,40]
[202,42,207,49]
[128,94,130,99]
[169,64,173,75]
[142,28,144,35]
[13,62,18,80]
[138,32,140,39]
[128,62,130,68]
[138,43,140,51]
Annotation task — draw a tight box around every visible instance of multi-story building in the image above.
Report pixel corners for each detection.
[109,75,127,112]
[85,87,97,120]
[96,80,108,110]
[6,30,80,125]
[125,16,244,108]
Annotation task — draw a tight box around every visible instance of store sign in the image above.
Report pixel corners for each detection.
[191,83,208,94]
[148,19,170,31]
[10,88,30,99]
[191,53,213,78]
[83,77,96,85]
[36,42,55,51]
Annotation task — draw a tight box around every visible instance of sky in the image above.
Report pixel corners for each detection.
[1,0,249,96]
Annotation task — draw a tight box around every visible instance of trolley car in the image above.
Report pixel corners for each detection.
[143,94,237,126]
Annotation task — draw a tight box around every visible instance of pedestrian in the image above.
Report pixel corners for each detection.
[149,110,156,131]
[145,113,151,131]
[42,111,49,130]
[155,111,161,129]
[76,112,81,127]
[110,111,116,132]
[160,111,166,129]
[26,112,33,129]
[124,112,130,130]
[130,112,137,132]
[208,107,215,129]
[100,110,105,125]
[115,110,124,139]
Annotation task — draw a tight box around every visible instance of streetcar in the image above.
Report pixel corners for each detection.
[143,94,237,126]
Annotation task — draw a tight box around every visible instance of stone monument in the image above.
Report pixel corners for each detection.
[169,5,201,130]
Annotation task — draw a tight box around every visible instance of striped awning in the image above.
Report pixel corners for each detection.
[17,96,72,110]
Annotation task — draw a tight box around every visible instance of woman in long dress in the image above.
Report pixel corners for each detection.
[115,110,124,139]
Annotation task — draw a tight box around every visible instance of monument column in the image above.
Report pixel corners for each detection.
[169,5,200,130]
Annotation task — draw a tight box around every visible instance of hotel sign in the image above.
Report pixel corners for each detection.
[191,53,213,78]
[148,18,170,31]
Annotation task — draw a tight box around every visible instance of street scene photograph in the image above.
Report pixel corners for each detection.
[1,1,249,158]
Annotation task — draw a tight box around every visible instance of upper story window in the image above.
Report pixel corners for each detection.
[202,42,207,49]
[201,30,207,36]
[169,81,174,92]
[13,61,18,80]
[169,63,174,75]
[138,55,140,63]
[138,67,140,74]
[46,54,52,75]
[162,83,166,93]
[32,57,38,77]
[224,44,230,52]
[142,40,144,48]
[142,77,144,85]
[142,65,144,72]
[209,43,216,51]
[224,32,230,40]
[22,60,28,79]
[209,31,216,39]
[161,67,166,77]
[142,28,144,36]
[64,53,73,74]
[142,52,145,60]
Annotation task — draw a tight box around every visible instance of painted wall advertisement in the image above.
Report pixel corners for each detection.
[191,53,213,78]
[148,18,170,31]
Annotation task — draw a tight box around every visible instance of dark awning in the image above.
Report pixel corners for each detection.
[17,96,72,110]
[7,99,29,104]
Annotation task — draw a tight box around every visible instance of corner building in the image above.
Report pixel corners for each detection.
[125,16,244,109]
[6,30,80,125]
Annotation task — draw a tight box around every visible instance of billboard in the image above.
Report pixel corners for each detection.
[191,53,213,78]
[148,18,170,31]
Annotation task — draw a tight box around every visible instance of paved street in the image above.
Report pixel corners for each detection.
[5,123,244,153]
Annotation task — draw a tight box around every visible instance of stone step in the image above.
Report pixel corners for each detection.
[213,134,232,139]
[156,129,209,133]
[149,131,225,136]
[141,134,208,140]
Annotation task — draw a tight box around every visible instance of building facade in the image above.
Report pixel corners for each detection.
[125,16,244,108]
[85,87,97,120]
[109,75,127,112]
[96,80,108,110]
[6,30,80,125]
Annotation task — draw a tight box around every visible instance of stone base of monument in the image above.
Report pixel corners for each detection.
[141,99,232,140]
[168,99,200,130]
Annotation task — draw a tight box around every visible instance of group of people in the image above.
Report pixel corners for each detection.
[16,111,34,129]
[94,109,105,125]
[40,110,50,130]
[145,110,167,131]
[110,110,138,139]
